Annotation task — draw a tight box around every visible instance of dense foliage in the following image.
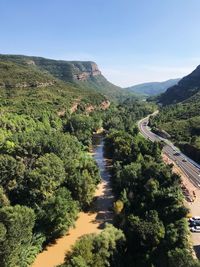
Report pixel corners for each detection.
[103,101,199,267]
[0,108,102,266]
[58,99,198,267]
[0,57,109,266]
[0,53,197,267]
[150,92,200,163]
[102,98,155,133]
[59,224,125,267]
[151,65,200,163]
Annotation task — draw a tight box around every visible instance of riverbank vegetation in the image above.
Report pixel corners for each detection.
[103,101,200,266]
[0,107,104,266]
[59,224,125,267]
[0,89,197,267]
[62,99,200,267]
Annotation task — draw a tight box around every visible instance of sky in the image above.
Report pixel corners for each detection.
[1,0,200,87]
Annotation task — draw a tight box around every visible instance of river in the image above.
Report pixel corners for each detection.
[32,134,113,267]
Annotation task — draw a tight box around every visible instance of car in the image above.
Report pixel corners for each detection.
[189,220,200,227]
[190,226,200,232]
[189,216,200,223]
[174,152,181,156]
[182,158,187,162]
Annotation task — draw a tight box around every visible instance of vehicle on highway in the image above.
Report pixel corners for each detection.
[190,226,200,232]
[189,220,200,227]
[189,216,200,222]
[182,158,187,162]
[174,152,181,156]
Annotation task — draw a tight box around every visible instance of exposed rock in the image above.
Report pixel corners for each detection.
[100,100,110,110]
[70,99,110,115]
[73,63,101,81]
[57,109,66,117]
[85,105,95,113]
[70,98,81,114]
[26,60,36,65]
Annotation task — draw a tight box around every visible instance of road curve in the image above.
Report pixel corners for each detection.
[138,114,200,188]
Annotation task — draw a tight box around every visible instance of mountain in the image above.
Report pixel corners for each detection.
[125,79,180,96]
[151,65,200,163]
[159,66,200,105]
[0,54,129,101]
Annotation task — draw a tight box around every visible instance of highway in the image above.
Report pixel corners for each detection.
[138,114,200,188]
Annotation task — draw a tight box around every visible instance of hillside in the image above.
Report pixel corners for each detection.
[125,78,180,96]
[151,65,200,163]
[0,61,107,115]
[159,66,200,105]
[0,54,129,101]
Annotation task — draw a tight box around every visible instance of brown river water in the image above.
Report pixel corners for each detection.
[32,135,113,267]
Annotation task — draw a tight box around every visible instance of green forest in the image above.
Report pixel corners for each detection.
[150,64,200,163]
[0,106,105,266]
[0,55,198,267]
[60,99,199,267]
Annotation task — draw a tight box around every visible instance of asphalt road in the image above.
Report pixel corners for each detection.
[138,114,200,188]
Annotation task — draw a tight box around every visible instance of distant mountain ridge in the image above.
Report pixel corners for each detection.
[125,78,180,96]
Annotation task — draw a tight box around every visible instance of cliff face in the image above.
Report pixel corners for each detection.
[72,62,101,81]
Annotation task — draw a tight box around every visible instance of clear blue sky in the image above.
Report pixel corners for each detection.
[1,0,200,86]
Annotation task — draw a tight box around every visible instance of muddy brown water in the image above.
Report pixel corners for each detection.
[32,135,113,267]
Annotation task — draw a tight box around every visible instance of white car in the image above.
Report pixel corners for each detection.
[188,216,200,222]
[189,216,200,222]
[191,226,200,232]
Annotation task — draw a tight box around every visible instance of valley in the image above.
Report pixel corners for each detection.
[2,2,200,266]
[1,54,200,267]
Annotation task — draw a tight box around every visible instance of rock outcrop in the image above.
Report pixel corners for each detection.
[73,63,101,81]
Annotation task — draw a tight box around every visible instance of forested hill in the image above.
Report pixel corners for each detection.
[0,54,129,101]
[151,64,200,163]
[159,65,200,105]
[125,78,180,96]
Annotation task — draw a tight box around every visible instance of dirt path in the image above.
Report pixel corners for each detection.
[32,136,113,267]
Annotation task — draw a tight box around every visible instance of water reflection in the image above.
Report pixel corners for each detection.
[91,134,113,226]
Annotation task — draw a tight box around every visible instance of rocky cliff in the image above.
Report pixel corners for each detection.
[72,62,101,81]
